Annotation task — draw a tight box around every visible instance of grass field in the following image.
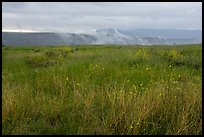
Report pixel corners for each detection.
[2,44,202,135]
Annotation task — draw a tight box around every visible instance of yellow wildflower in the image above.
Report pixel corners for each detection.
[159,93,162,96]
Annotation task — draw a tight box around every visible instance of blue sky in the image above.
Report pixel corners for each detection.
[2,2,202,33]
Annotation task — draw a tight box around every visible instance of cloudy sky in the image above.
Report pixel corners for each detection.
[2,2,202,33]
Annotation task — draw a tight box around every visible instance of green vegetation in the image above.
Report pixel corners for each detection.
[2,44,202,135]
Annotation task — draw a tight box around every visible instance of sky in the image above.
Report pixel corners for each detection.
[2,2,202,33]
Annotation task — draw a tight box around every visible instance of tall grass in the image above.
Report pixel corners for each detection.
[2,44,202,135]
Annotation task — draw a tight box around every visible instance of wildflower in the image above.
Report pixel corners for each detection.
[66,77,69,81]
[133,85,137,90]
[159,93,162,96]
[169,65,172,68]
[130,125,133,129]
[178,75,181,78]
[77,83,80,86]
[137,119,140,125]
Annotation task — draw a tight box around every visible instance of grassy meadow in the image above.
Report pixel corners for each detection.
[2,44,202,135]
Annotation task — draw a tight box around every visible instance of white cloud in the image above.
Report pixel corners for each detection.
[2,2,202,33]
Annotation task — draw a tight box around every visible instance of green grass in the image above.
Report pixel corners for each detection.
[2,44,202,135]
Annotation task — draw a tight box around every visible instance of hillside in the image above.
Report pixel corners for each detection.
[2,29,202,46]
